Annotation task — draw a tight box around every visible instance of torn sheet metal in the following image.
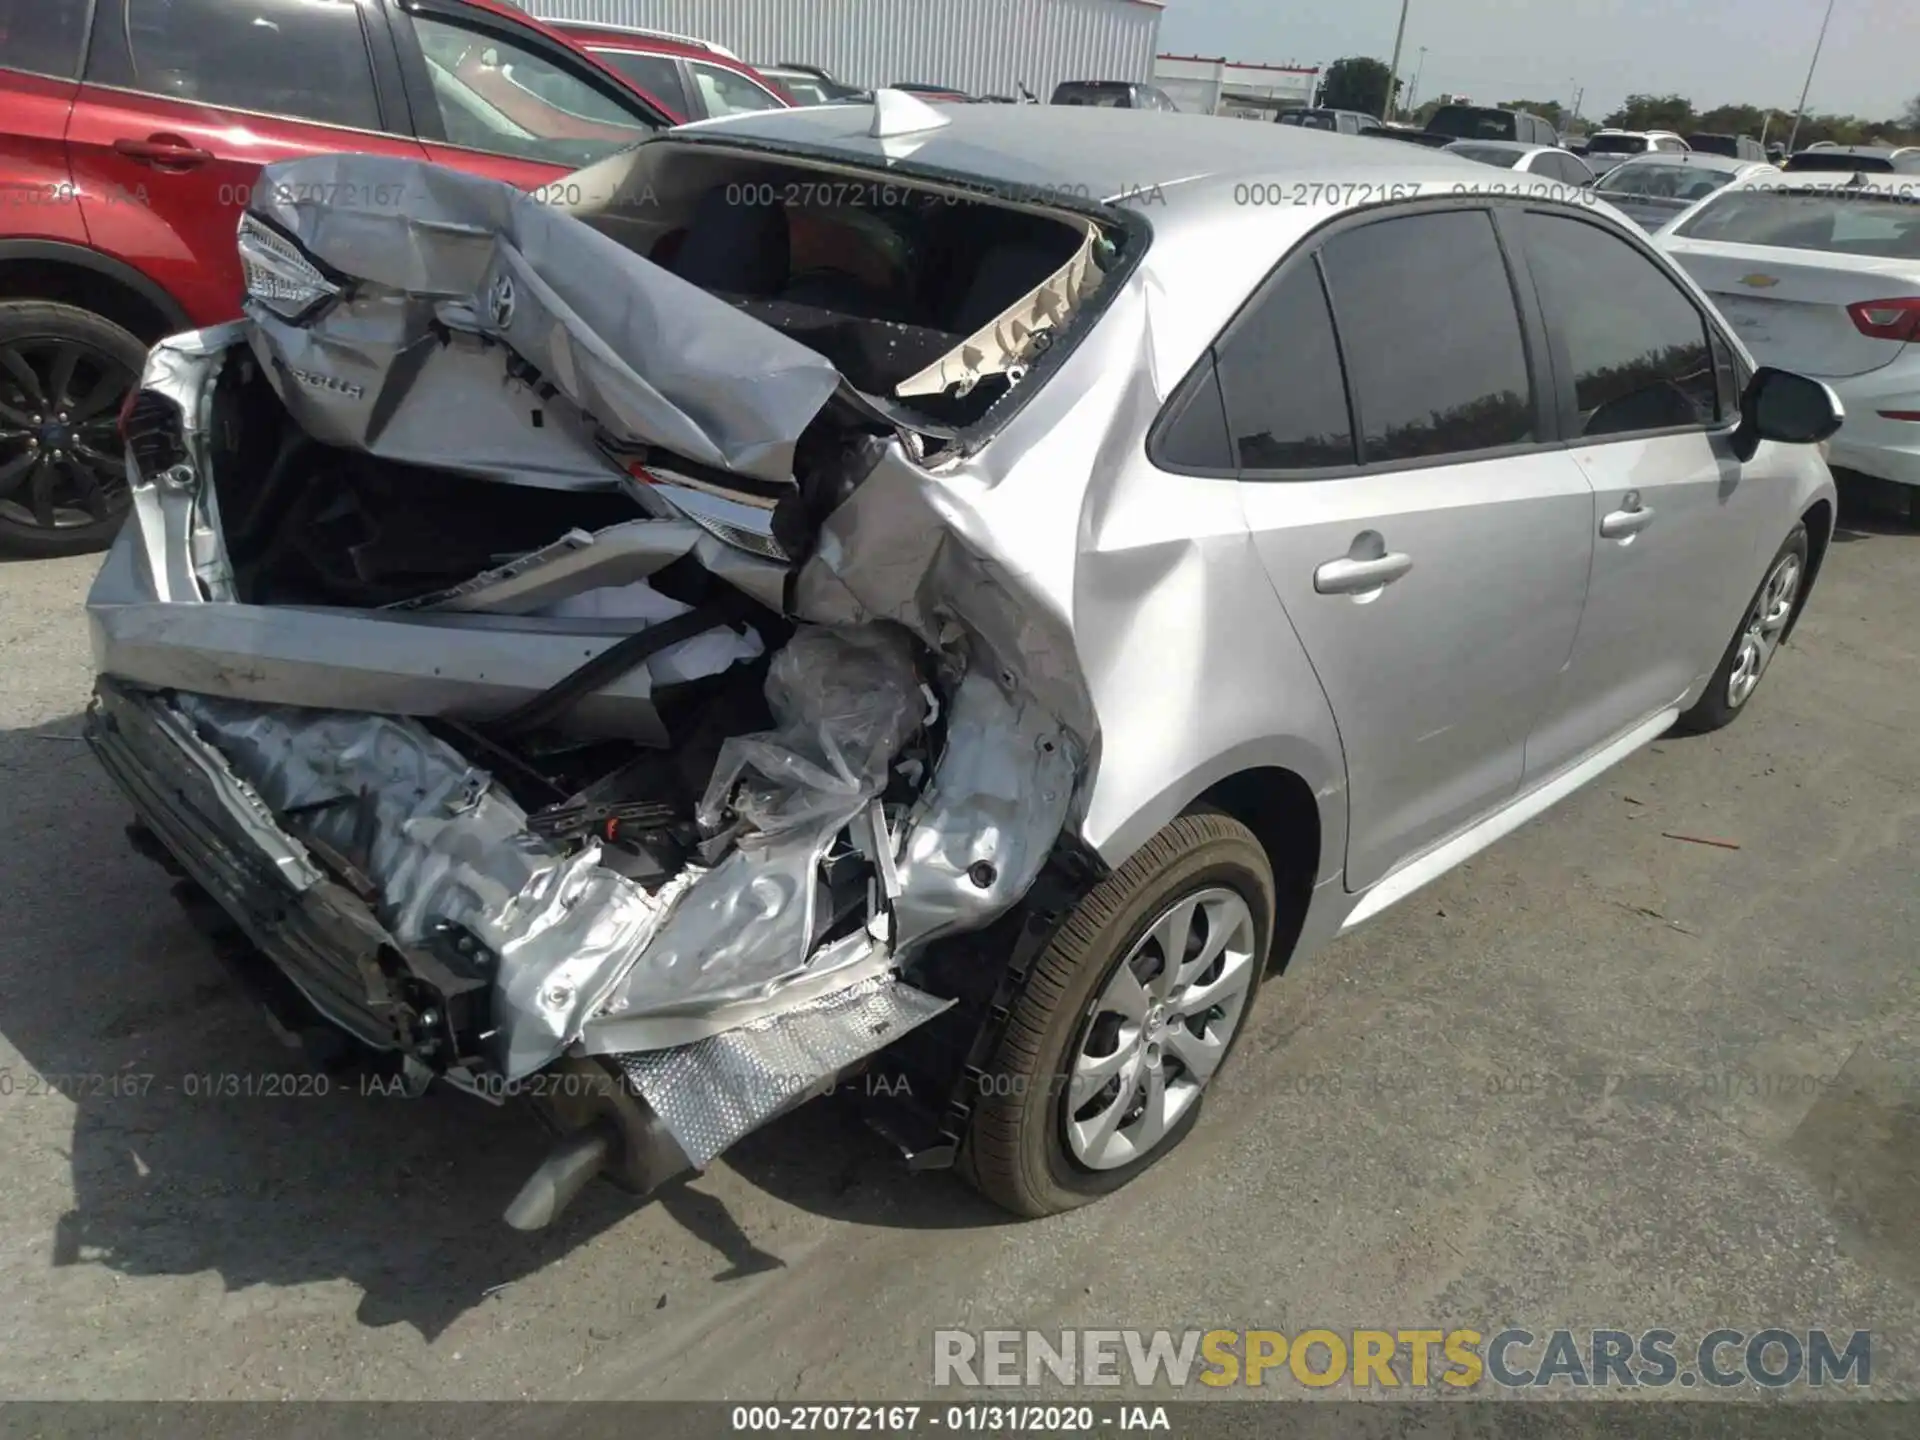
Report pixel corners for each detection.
[384,517,701,614]
[125,325,247,604]
[245,153,842,486]
[892,669,1080,950]
[614,975,954,1167]
[168,693,697,1080]
[591,624,924,1022]
[893,221,1105,399]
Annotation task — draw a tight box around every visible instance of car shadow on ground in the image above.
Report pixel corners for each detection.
[0,710,994,1342]
[1831,471,1919,542]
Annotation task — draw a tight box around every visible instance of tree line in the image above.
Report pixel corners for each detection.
[1315,56,1920,147]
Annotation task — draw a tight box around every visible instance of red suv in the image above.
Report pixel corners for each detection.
[542,23,793,120]
[0,0,678,556]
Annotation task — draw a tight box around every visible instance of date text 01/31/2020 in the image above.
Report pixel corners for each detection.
[728,1405,1171,1432]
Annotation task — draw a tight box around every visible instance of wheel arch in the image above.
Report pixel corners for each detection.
[0,241,192,344]
[1784,495,1833,644]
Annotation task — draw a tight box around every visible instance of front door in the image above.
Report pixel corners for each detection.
[1229,208,1595,889]
[1513,209,1776,777]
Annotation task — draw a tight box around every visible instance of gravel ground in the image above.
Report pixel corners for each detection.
[0,479,1914,1407]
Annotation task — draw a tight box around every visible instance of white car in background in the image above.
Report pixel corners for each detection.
[1585,128,1690,177]
[1593,152,1778,231]
[1657,174,1920,503]
[1442,139,1596,187]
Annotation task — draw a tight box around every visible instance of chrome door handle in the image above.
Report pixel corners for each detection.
[1313,551,1413,595]
[1599,503,1656,539]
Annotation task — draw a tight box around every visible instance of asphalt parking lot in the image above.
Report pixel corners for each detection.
[0,478,1915,1407]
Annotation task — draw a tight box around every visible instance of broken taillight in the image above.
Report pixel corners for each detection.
[1845,296,1920,343]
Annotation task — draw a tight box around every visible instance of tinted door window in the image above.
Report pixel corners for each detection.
[1,0,90,78]
[87,0,381,131]
[1519,211,1718,435]
[1317,210,1535,462]
[588,48,690,115]
[1213,262,1355,470]
[409,14,656,166]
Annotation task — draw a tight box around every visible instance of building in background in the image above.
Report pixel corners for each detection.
[1152,53,1318,119]
[517,0,1164,99]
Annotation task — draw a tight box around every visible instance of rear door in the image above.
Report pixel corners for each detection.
[66,0,426,325]
[1515,208,1772,775]
[1233,206,1595,889]
[0,0,90,247]
[391,0,666,191]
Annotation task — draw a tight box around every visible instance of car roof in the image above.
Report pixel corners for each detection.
[548,20,767,77]
[658,102,1582,210]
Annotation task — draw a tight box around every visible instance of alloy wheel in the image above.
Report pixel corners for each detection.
[1065,886,1258,1171]
[1726,551,1802,709]
[0,336,136,534]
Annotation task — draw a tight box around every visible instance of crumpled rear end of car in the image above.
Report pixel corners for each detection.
[86,148,1111,1224]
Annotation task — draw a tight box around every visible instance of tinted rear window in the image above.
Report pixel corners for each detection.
[0,0,89,77]
[1281,111,1337,130]
[1675,189,1920,258]
[1053,83,1129,106]
[1427,106,1518,140]
[1785,152,1895,173]
[1588,134,1650,155]
[590,49,690,114]
[1319,210,1535,462]
[1687,134,1740,157]
[1448,143,1524,168]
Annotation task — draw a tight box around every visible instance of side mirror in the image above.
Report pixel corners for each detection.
[1731,366,1844,461]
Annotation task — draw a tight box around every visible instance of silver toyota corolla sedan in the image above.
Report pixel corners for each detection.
[86,97,1842,1225]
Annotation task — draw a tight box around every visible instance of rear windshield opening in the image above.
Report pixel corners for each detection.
[1588,134,1650,155]
[566,144,1123,431]
[1675,189,1920,258]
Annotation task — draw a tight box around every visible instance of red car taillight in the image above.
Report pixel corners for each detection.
[1846,296,1920,342]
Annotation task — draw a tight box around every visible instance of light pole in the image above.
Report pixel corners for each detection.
[1406,46,1428,116]
[1786,0,1838,153]
[1384,0,1411,122]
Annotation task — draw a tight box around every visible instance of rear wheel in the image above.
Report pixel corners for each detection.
[962,812,1275,1217]
[1676,522,1808,734]
[0,301,145,558]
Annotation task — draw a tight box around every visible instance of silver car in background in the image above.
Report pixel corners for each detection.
[85,101,1842,1227]
[1593,151,1779,231]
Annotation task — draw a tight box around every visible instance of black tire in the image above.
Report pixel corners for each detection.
[0,301,147,559]
[962,812,1276,1217]
[1675,522,1809,735]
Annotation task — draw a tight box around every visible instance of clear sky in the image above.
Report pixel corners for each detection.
[1156,0,1915,123]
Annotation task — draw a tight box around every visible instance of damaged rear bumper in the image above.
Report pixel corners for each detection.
[87,678,954,1215]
